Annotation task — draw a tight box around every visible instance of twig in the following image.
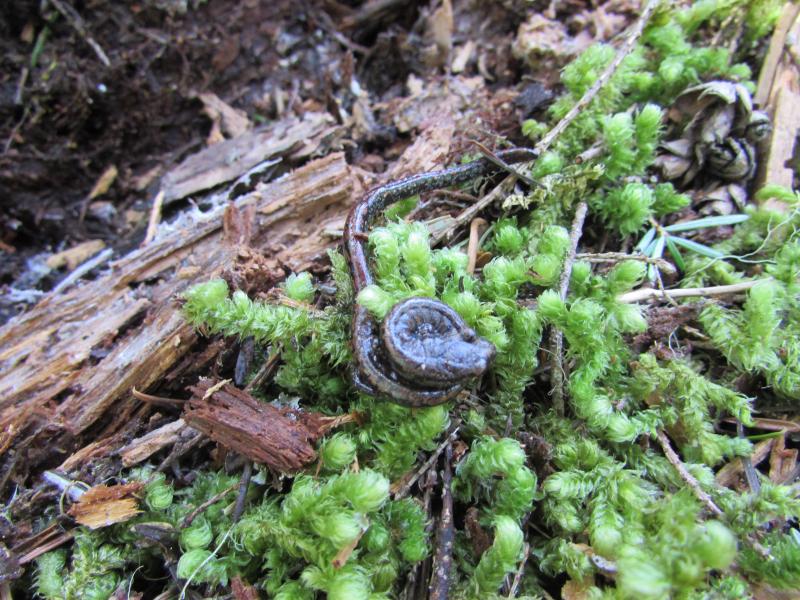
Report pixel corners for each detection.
[142,190,165,246]
[156,431,206,474]
[576,251,677,275]
[428,443,455,600]
[404,468,438,600]
[392,424,461,500]
[244,352,281,393]
[466,218,488,275]
[181,483,238,528]
[470,140,539,187]
[656,429,723,516]
[232,460,253,523]
[431,177,517,246]
[658,432,773,556]
[131,387,186,408]
[51,248,113,294]
[332,528,366,568]
[433,189,479,203]
[17,531,74,565]
[618,278,766,304]
[550,202,588,416]
[534,0,660,156]
[506,542,530,598]
[46,0,111,67]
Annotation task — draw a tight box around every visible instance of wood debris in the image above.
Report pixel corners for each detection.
[66,482,144,529]
[0,152,356,457]
[159,112,336,205]
[183,379,330,472]
[119,419,195,467]
[754,3,800,210]
[45,240,107,271]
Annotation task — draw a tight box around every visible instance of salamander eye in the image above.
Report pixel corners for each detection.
[462,328,477,342]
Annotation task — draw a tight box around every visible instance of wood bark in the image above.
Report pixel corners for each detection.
[184,379,329,472]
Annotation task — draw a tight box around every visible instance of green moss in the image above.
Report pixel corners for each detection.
[26,3,799,598]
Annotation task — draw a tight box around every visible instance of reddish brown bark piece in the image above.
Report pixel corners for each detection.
[184,378,326,472]
[67,482,144,529]
[231,577,261,600]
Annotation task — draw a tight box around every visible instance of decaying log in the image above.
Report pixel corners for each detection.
[184,379,331,472]
[0,152,356,456]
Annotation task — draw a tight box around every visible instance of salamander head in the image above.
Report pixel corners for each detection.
[381,297,496,386]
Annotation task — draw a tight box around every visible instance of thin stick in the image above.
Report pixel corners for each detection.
[433,189,479,202]
[392,425,461,500]
[131,387,186,407]
[470,140,539,187]
[156,431,206,473]
[534,0,660,156]
[656,429,723,516]
[182,483,238,528]
[52,248,113,294]
[142,190,165,246]
[618,279,765,304]
[47,0,111,67]
[431,177,516,246]
[550,202,588,416]
[507,542,531,598]
[466,218,487,275]
[428,444,455,600]
[576,252,677,275]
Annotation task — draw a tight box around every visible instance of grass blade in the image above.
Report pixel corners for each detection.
[670,236,725,258]
[636,227,657,253]
[665,236,686,272]
[663,214,749,233]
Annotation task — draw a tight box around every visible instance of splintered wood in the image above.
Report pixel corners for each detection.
[184,379,328,472]
[67,482,144,529]
[755,2,800,207]
[0,152,355,455]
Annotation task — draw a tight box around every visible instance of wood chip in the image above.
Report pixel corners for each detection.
[159,112,334,205]
[183,379,330,472]
[45,239,107,270]
[197,91,252,142]
[716,439,775,488]
[754,3,800,210]
[119,419,193,467]
[67,482,144,529]
[88,165,118,200]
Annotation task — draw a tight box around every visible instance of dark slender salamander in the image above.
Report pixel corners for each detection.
[344,148,539,407]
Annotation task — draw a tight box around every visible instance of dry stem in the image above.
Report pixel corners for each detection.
[550,202,588,416]
[656,429,723,516]
[618,279,765,304]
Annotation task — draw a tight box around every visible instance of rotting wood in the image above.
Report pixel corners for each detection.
[119,419,195,468]
[0,152,355,456]
[66,481,144,529]
[754,3,800,210]
[0,75,504,480]
[716,439,775,488]
[183,379,332,472]
[159,111,336,205]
